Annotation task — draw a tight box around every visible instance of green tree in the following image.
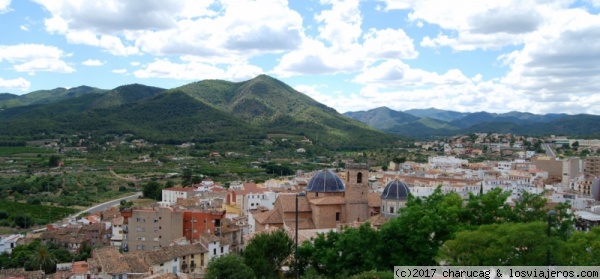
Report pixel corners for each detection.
[509,191,547,223]
[142,181,162,200]
[48,155,61,168]
[29,244,57,274]
[299,223,382,277]
[13,214,33,229]
[463,188,512,226]
[378,187,465,267]
[559,226,600,265]
[243,229,293,278]
[440,222,558,266]
[205,254,255,279]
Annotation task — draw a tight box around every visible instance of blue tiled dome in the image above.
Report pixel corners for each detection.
[306,170,345,192]
[381,179,410,200]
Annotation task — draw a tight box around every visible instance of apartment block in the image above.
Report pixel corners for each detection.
[125,207,183,253]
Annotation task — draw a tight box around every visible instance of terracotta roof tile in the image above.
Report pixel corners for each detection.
[123,254,149,273]
[94,247,129,274]
[368,193,382,207]
[143,250,171,266]
[308,196,346,205]
[253,209,283,225]
[277,195,311,212]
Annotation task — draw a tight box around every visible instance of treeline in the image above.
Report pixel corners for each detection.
[295,188,579,277]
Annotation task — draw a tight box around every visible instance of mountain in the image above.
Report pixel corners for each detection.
[0,76,399,149]
[345,107,600,139]
[404,108,469,122]
[343,107,419,130]
[0,86,107,109]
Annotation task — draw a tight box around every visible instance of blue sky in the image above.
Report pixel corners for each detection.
[1,0,599,114]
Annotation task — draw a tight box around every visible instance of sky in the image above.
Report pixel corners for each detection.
[1,0,599,115]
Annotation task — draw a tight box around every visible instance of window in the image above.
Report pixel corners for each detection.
[213,248,216,255]
[154,237,159,241]
[390,206,395,214]
[221,247,224,253]
[357,172,362,183]
[137,245,145,250]
[335,212,340,221]
[136,227,145,232]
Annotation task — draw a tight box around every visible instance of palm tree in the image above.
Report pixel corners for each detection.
[29,244,56,274]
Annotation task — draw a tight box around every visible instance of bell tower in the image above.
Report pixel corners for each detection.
[344,163,369,223]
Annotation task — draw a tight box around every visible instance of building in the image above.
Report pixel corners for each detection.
[0,234,22,254]
[182,209,226,243]
[253,164,378,232]
[563,157,583,188]
[380,179,410,219]
[161,187,199,206]
[126,207,183,253]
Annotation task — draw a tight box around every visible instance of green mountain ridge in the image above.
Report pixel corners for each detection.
[0,76,399,149]
[344,106,600,139]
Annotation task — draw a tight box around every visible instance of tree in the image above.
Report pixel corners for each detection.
[14,214,33,229]
[205,254,255,279]
[463,188,512,226]
[29,244,57,274]
[142,181,162,200]
[299,223,382,277]
[440,222,557,266]
[243,229,293,278]
[48,155,61,168]
[559,226,600,265]
[378,188,465,267]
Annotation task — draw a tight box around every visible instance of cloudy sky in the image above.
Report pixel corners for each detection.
[1,0,599,114]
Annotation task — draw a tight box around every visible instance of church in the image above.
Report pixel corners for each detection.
[252,163,383,232]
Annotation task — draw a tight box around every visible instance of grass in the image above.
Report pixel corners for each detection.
[0,146,56,155]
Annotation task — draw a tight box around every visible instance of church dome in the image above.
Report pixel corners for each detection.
[306,170,345,192]
[381,179,410,200]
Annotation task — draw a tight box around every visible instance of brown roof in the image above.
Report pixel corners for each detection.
[368,193,381,207]
[143,250,171,266]
[124,254,150,273]
[71,261,89,274]
[200,232,221,243]
[308,196,346,205]
[164,243,207,258]
[277,195,311,212]
[94,247,129,274]
[253,209,283,225]
[366,214,388,227]
[285,218,316,230]
[0,268,44,279]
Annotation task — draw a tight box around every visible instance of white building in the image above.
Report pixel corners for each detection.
[0,234,22,254]
[161,187,199,206]
[110,216,125,248]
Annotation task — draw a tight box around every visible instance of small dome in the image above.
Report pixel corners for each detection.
[381,179,410,200]
[306,170,344,192]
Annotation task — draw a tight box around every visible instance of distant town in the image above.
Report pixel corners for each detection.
[1,133,600,278]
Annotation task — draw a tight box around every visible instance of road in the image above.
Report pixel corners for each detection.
[543,143,556,158]
[74,191,142,217]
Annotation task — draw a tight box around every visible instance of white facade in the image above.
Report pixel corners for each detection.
[0,234,22,254]
[428,156,468,168]
[161,187,198,206]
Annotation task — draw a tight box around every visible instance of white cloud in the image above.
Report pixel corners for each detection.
[133,57,263,82]
[273,38,365,76]
[314,0,362,48]
[363,28,418,60]
[20,25,28,31]
[354,59,470,88]
[0,77,30,91]
[34,0,304,59]
[112,68,127,74]
[0,44,75,73]
[130,61,140,66]
[82,59,104,66]
[0,0,11,13]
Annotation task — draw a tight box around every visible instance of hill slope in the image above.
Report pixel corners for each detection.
[0,76,400,149]
[0,86,107,109]
[346,107,600,139]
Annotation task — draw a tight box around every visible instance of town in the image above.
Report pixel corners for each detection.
[1,133,600,278]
